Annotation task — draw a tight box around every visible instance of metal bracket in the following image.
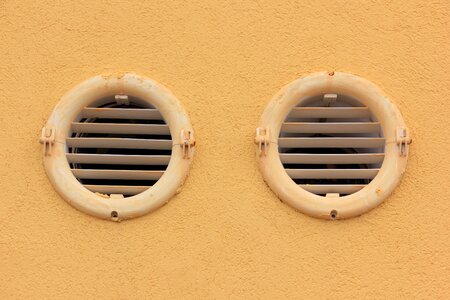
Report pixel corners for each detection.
[396,127,412,157]
[39,126,55,156]
[115,94,129,105]
[180,129,195,159]
[323,94,337,106]
[255,127,270,156]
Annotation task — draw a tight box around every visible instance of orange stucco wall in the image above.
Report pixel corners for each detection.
[1,1,449,298]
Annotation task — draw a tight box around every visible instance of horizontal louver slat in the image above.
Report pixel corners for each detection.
[299,184,365,194]
[278,137,385,148]
[281,122,380,133]
[84,185,150,195]
[286,169,379,179]
[67,154,171,165]
[66,138,172,149]
[82,107,163,120]
[71,122,170,135]
[280,153,384,164]
[289,107,370,118]
[71,169,164,180]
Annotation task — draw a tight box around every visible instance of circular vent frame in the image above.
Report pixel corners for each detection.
[40,73,195,221]
[255,71,411,220]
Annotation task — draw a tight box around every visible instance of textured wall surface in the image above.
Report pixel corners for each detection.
[0,1,449,299]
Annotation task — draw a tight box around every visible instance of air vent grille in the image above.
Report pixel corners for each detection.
[278,94,385,197]
[67,96,171,197]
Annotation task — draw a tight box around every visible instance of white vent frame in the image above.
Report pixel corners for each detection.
[41,73,195,221]
[255,71,411,219]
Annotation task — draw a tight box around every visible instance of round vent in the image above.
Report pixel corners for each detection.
[255,72,411,219]
[40,74,195,221]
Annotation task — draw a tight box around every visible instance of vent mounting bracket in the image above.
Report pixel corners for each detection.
[181,129,195,159]
[115,94,130,105]
[323,93,337,106]
[40,126,55,156]
[396,127,412,157]
[255,127,270,156]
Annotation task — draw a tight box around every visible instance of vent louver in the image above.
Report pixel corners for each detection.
[279,94,385,197]
[67,95,172,197]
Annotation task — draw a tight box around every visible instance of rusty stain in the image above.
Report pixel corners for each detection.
[376,188,382,196]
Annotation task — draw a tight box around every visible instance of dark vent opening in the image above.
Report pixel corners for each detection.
[67,96,172,197]
[279,94,385,196]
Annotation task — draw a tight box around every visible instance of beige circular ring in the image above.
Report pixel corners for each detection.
[256,71,410,219]
[42,73,195,221]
